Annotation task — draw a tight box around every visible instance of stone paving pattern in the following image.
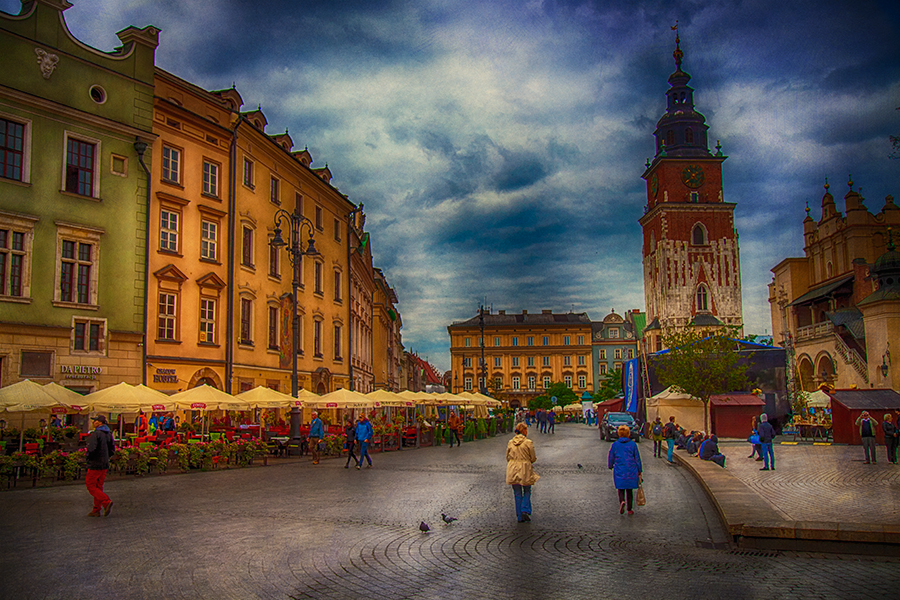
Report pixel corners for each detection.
[715,440,900,524]
[1,425,899,599]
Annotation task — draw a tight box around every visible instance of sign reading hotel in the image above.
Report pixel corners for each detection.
[154,368,178,383]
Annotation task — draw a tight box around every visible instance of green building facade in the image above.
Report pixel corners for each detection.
[0,0,157,392]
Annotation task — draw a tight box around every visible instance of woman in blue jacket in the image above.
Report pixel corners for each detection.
[608,425,643,515]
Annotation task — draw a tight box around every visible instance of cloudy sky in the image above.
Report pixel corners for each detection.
[9,0,898,372]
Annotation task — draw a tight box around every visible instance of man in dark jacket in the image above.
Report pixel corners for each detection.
[85,415,115,517]
[757,413,776,471]
[699,434,726,468]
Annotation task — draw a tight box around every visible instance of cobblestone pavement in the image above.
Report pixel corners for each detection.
[1,425,899,600]
[718,440,900,524]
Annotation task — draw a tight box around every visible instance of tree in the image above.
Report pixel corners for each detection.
[592,368,622,402]
[528,382,577,410]
[656,327,749,433]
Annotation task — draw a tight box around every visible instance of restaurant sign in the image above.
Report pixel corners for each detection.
[51,405,83,413]
[191,403,207,409]
[59,365,101,379]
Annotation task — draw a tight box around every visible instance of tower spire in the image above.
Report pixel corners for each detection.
[672,21,683,71]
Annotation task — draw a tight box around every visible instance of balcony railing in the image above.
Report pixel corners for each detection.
[795,321,833,342]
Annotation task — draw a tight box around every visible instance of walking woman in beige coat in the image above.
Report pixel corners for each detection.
[506,423,539,522]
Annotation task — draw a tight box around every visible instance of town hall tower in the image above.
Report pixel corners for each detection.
[639,31,743,351]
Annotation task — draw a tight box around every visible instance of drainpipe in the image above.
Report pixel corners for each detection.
[226,118,243,393]
[133,139,151,386]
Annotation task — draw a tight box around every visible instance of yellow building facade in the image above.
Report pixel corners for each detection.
[144,69,233,393]
[448,309,593,407]
[230,108,356,395]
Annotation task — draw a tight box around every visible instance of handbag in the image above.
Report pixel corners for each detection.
[635,483,646,506]
[749,434,760,445]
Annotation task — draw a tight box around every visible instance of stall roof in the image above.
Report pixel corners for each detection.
[827,389,900,410]
[710,393,766,406]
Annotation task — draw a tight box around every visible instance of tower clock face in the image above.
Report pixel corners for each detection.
[649,173,659,197]
[681,164,705,188]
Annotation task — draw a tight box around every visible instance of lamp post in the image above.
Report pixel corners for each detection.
[479,305,487,395]
[269,209,318,439]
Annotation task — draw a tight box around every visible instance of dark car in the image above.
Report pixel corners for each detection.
[600,412,640,442]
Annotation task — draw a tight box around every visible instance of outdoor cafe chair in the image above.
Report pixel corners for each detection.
[402,427,417,447]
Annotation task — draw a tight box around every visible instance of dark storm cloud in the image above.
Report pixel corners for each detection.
[37,0,900,371]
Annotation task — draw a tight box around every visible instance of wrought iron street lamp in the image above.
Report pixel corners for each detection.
[269,209,318,429]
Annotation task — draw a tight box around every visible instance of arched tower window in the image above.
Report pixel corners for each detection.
[826,261,833,278]
[666,130,675,147]
[696,285,709,312]
[692,223,707,245]
[685,128,694,144]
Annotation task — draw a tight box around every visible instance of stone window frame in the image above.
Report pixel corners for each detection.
[199,296,217,345]
[242,156,255,190]
[71,316,107,355]
[696,284,710,312]
[53,222,103,309]
[62,131,101,199]
[270,174,281,206]
[0,112,32,183]
[267,302,280,352]
[238,293,255,347]
[161,144,182,186]
[0,210,37,303]
[692,222,708,246]
[157,291,179,342]
[202,159,220,198]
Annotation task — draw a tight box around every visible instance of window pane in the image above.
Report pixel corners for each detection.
[89,322,100,351]
[74,322,85,350]
[76,264,90,304]
[60,262,74,302]
[0,119,24,181]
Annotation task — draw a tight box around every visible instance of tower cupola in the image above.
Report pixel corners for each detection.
[653,28,710,158]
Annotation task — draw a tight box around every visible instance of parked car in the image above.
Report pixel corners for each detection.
[600,412,640,442]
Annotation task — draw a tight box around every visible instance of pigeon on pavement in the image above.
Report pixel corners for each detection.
[419,521,430,533]
[441,513,458,524]
[577,464,583,469]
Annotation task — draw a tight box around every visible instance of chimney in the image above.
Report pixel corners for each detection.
[522,310,528,315]
[542,309,552,315]
[498,310,506,315]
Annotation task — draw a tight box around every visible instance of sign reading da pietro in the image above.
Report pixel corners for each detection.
[60,365,102,379]
[153,368,178,383]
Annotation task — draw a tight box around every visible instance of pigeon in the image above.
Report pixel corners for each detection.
[577,464,583,469]
[441,513,458,524]
[419,521,430,533]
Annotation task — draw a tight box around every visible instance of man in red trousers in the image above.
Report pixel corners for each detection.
[85,415,116,517]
